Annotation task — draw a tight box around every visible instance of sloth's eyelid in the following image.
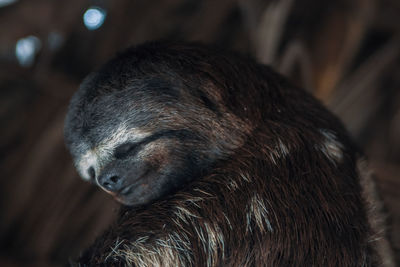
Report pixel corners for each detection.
[114,142,139,159]
[113,129,193,159]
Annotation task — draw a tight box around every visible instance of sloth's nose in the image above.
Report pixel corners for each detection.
[98,173,123,192]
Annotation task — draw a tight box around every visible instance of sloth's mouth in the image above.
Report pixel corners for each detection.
[113,185,136,205]
[119,184,135,196]
[114,182,151,206]
[115,167,154,197]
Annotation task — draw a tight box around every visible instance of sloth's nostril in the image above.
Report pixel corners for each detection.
[110,175,120,183]
[100,175,122,192]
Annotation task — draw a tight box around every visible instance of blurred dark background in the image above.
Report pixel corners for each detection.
[0,0,399,266]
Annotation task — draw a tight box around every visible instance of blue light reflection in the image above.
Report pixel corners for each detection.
[83,6,106,30]
[0,0,18,8]
[15,36,41,67]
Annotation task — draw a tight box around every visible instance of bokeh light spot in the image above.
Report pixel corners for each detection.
[15,35,41,67]
[0,0,18,8]
[83,6,106,30]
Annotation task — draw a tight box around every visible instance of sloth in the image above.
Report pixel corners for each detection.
[64,42,393,266]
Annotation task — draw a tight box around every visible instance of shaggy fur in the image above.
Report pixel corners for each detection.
[64,42,394,266]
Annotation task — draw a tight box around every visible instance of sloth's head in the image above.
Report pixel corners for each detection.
[64,42,252,206]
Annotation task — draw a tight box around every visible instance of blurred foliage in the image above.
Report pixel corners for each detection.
[0,0,399,265]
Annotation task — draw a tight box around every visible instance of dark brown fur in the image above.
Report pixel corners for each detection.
[65,42,393,266]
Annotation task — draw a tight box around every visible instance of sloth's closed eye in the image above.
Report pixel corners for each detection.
[114,142,139,159]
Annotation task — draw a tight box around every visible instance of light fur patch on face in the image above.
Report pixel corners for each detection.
[98,122,151,158]
[318,129,343,164]
[77,149,98,181]
[76,123,151,181]
[136,140,170,163]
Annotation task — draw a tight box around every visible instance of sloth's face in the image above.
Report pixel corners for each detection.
[72,126,202,206]
[64,75,248,206]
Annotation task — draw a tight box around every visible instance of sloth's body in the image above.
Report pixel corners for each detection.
[64,42,392,266]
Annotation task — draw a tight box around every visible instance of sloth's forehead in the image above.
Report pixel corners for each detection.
[81,122,150,154]
[85,76,181,106]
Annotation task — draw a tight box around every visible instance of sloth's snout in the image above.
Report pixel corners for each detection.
[98,172,123,193]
